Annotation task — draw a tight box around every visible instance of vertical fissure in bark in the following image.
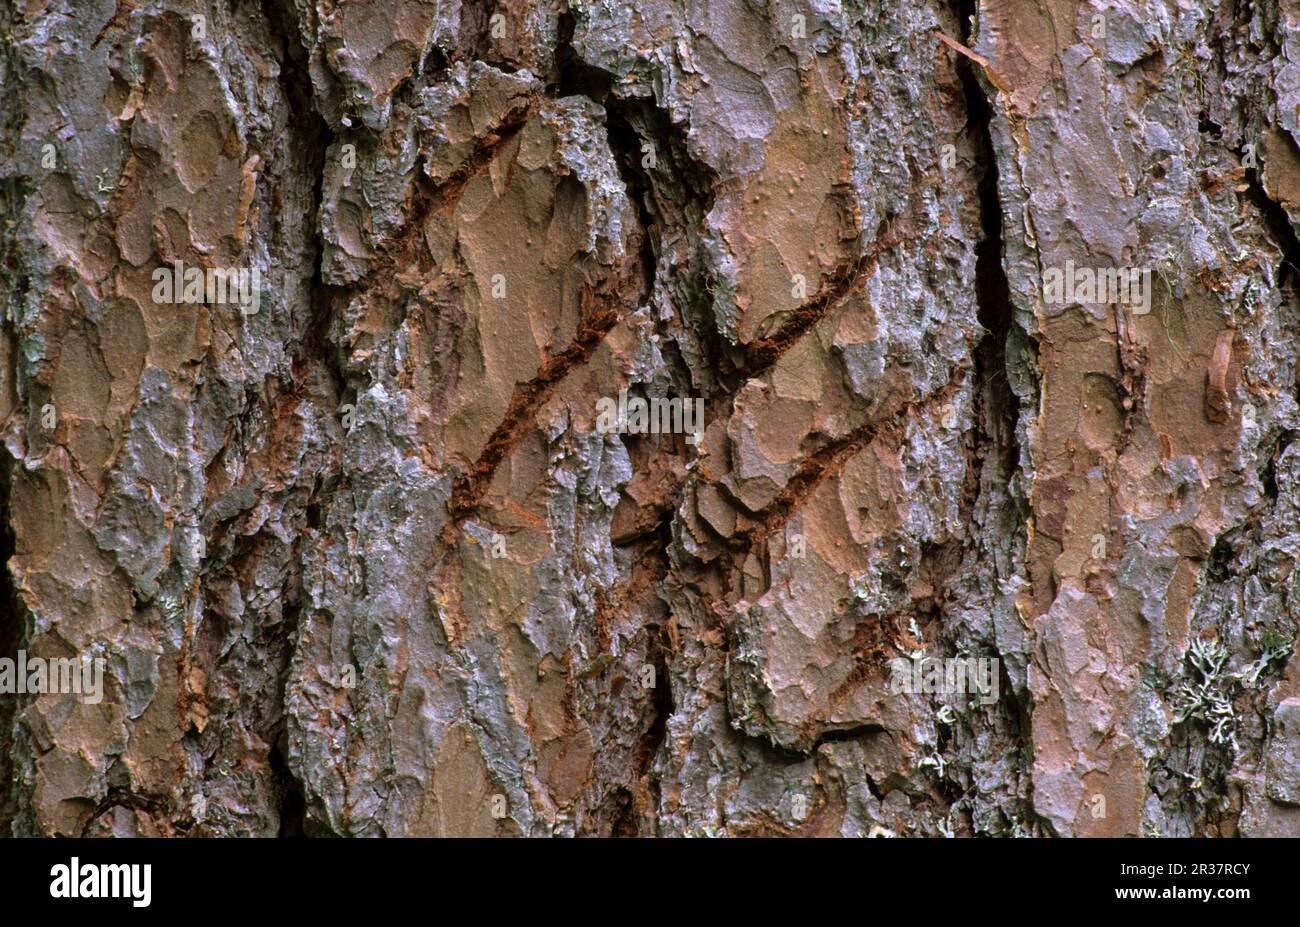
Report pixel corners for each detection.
[1227,7,1300,485]
[1245,162,1300,293]
[594,108,679,834]
[0,447,22,837]
[552,7,664,320]
[552,15,702,834]
[553,10,613,102]
[266,0,345,398]
[601,106,661,320]
[0,0,31,835]
[953,0,1037,833]
[634,622,675,833]
[269,736,306,837]
[555,8,731,395]
[264,0,337,837]
[957,1,1019,489]
[457,0,497,65]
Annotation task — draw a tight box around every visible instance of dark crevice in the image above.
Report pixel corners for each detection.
[0,448,22,837]
[265,0,345,400]
[607,786,637,837]
[1207,533,1237,582]
[957,0,1020,492]
[735,720,886,767]
[1227,11,1300,291]
[305,473,325,529]
[418,0,519,78]
[1244,162,1300,291]
[602,106,660,324]
[948,0,1035,835]
[0,0,31,836]
[81,786,173,837]
[262,0,335,838]
[550,15,716,835]
[269,739,306,837]
[551,11,662,317]
[553,11,731,401]
[1263,430,1291,502]
[552,10,614,102]
[606,94,735,412]
[457,0,496,66]
[813,723,886,747]
[633,623,674,834]
[419,44,450,80]
[626,505,680,835]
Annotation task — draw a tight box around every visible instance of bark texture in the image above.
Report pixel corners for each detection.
[2,0,1300,837]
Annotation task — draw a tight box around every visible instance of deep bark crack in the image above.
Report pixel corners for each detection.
[0,447,21,837]
[263,0,336,839]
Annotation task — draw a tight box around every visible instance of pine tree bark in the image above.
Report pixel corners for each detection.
[2,0,1299,837]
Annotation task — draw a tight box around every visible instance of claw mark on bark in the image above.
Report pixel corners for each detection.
[441,286,632,542]
[724,361,971,557]
[741,214,904,375]
[370,98,539,282]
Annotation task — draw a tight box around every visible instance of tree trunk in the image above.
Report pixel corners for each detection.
[2,0,1299,837]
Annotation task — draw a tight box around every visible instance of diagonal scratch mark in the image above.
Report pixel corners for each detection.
[741,214,904,375]
[440,285,632,546]
[722,360,971,557]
